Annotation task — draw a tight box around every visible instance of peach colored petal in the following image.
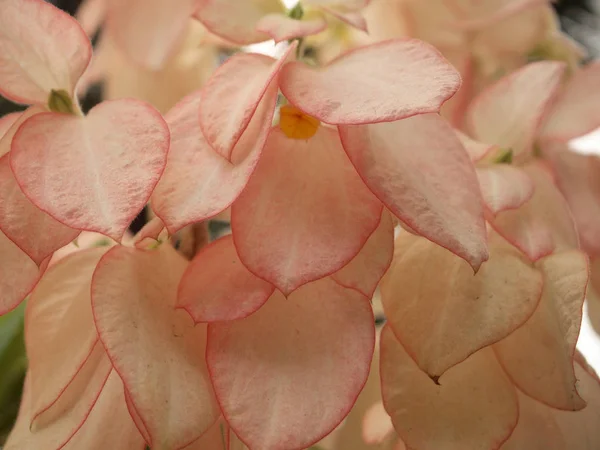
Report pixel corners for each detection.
[551,362,600,448]
[455,129,497,162]
[0,106,45,160]
[62,371,145,450]
[490,162,579,261]
[593,258,600,295]
[381,233,543,377]
[331,210,394,298]
[441,51,474,129]
[92,244,219,450]
[303,0,370,8]
[0,112,20,138]
[124,390,151,445]
[207,278,375,450]
[10,100,169,240]
[231,127,382,295]
[494,250,588,411]
[0,108,79,264]
[0,157,79,264]
[501,391,565,450]
[31,343,110,430]
[339,114,489,271]
[256,14,327,43]
[542,62,600,141]
[380,327,518,450]
[106,0,197,70]
[362,402,394,445]
[589,284,600,336]
[151,89,274,233]
[402,0,464,50]
[194,0,285,45]
[472,4,552,58]
[178,235,275,322]
[545,145,600,256]
[132,216,166,250]
[200,45,294,160]
[280,39,461,125]
[477,165,535,215]
[0,229,47,315]
[4,347,112,450]
[466,61,565,161]
[228,429,248,450]
[322,7,368,32]
[49,231,116,266]
[184,419,229,450]
[25,247,108,426]
[75,0,107,37]
[0,0,92,105]
[449,0,550,30]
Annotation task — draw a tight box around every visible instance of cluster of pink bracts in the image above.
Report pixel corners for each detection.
[0,0,600,449]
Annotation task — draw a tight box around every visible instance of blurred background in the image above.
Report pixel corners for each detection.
[0,0,599,445]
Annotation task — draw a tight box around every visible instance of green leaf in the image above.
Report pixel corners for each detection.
[494,148,513,164]
[47,89,77,115]
[287,2,304,20]
[0,302,27,444]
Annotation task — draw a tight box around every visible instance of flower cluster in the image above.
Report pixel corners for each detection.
[0,0,599,449]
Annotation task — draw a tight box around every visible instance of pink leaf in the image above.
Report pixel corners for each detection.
[455,129,497,163]
[466,61,565,162]
[4,347,112,450]
[380,327,518,450]
[194,0,285,45]
[0,108,79,264]
[30,343,111,432]
[331,210,394,298]
[184,419,230,450]
[0,112,20,139]
[303,0,370,8]
[151,90,273,233]
[92,244,219,449]
[501,391,566,450]
[0,230,47,315]
[339,114,489,271]
[280,39,461,125]
[0,0,91,105]
[471,3,553,59]
[75,0,107,37]
[322,8,368,32]
[11,99,169,240]
[381,233,543,377]
[450,0,551,30]
[124,391,151,445]
[200,47,293,160]
[178,235,275,322]
[494,250,589,411]
[256,14,327,43]
[231,127,382,295]
[0,157,79,265]
[0,107,45,159]
[106,0,197,70]
[362,402,394,445]
[132,216,166,249]
[545,147,600,256]
[207,278,375,450]
[541,62,600,141]
[25,247,108,427]
[477,165,535,215]
[489,162,579,261]
[62,371,145,450]
[551,362,600,448]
